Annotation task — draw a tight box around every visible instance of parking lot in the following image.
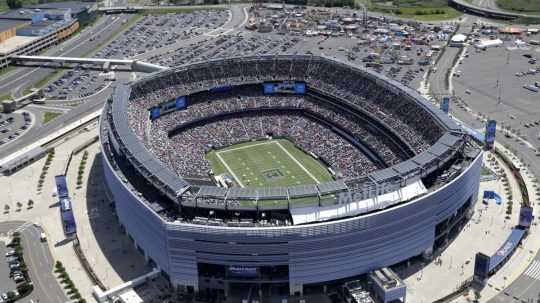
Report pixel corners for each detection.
[452,30,540,153]
[0,112,32,147]
[43,10,229,102]
[0,242,17,297]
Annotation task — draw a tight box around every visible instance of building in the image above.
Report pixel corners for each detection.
[0,19,29,43]
[24,1,95,26]
[0,4,81,69]
[100,55,482,298]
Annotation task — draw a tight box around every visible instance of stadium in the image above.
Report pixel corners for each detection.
[100,55,482,297]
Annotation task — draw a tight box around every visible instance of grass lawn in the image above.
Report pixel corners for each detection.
[138,7,226,15]
[365,0,463,20]
[496,0,540,13]
[206,139,333,188]
[42,111,62,124]
[481,165,494,176]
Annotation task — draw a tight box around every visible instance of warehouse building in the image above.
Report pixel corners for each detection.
[0,4,82,69]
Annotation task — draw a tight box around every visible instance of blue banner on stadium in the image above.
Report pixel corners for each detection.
[295,82,306,94]
[150,107,161,120]
[263,82,306,94]
[211,85,233,93]
[440,96,450,114]
[485,120,497,147]
[263,83,276,94]
[161,100,176,114]
[175,96,187,110]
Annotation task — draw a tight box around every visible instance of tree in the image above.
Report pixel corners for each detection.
[16,201,22,210]
[6,0,22,9]
[27,200,34,209]
[4,204,10,213]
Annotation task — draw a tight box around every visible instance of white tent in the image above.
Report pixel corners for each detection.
[474,39,503,49]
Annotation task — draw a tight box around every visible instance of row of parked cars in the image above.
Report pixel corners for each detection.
[1,242,23,303]
[4,249,24,284]
[0,112,31,146]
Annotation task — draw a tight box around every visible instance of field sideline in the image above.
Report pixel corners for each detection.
[205,139,333,188]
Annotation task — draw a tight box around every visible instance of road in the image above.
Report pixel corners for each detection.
[489,251,540,303]
[0,221,68,303]
[0,14,127,94]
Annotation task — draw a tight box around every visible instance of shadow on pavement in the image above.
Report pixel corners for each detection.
[84,153,150,283]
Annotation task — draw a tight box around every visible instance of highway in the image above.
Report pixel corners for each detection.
[0,14,129,94]
[0,13,139,159]
[0,221,68,303]
[450,0,540,20]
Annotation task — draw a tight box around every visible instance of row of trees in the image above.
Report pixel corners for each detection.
[3,200,34,214]
[6,0,23,9]
[55,261,86,303]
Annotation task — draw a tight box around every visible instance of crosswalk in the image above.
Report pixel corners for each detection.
[524,260,540,281]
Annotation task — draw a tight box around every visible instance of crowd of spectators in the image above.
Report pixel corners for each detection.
[126,56,445,182]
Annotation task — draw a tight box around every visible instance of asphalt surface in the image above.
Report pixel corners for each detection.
[0,221,68,303]
[0,242,17,296]
[0,14,137,159]
[1,14,125,94]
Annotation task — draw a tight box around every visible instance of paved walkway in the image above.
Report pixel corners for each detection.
[402,148,524,302]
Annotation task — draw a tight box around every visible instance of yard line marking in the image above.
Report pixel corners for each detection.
[216,152,245,188]
[216,140,321,186]
[274,141,321,184]
[217,141,275,154]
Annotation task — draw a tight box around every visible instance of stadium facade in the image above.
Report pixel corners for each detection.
[100,55,482,295]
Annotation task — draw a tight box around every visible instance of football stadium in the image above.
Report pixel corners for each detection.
[100,55,483,297]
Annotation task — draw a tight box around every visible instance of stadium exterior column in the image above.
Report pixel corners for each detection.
[289,282,303,296]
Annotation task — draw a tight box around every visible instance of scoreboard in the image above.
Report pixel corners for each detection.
[263,81,306,94]
[149,96,187,120]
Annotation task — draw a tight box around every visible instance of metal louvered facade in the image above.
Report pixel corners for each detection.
[102,145,481,292]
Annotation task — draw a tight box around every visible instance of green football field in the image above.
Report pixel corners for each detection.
[205,139,333,188]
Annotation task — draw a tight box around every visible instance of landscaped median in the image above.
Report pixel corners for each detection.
[54,261,86,303]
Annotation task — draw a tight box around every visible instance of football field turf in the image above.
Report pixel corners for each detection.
[205,139,333,188]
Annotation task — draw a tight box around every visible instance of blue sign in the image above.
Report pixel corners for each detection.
[440,96,450,114]
[295,82,306,94]
[474,253,490,280]
[175,96,187,110]
[55,175,69,198]
[485,120,497,147]
[150,107,161,120]
[211,85,233,93]
[519,207,534,228]
[263,83,276,94]
[263,82,306,94]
